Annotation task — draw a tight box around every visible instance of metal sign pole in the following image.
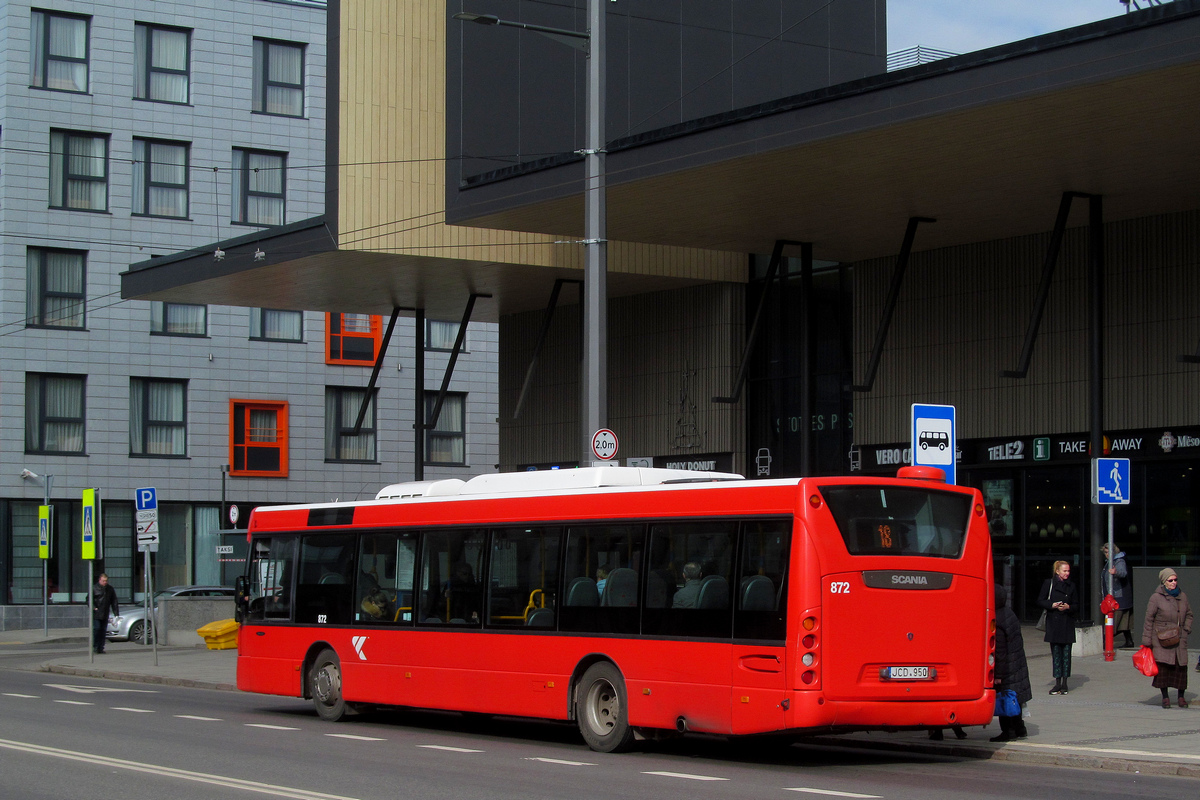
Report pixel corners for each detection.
[88,560,94,664]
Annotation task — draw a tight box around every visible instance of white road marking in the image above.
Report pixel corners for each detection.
[0,737,360,800]
[111,707,154,713]
[2,693,39,699]
[175,715,222,721]
[417,745,483,753]
[523,757,597,766]
[785,789,883,799]
[324,734,386,741]
[53,700,92,706]
[245,724,301,731]
[642,771,729,781]
[45,683,158,695]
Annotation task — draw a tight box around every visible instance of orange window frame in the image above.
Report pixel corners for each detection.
[326,313,381,365]
[229,399,289,477]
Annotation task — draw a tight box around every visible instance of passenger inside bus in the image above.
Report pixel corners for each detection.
[672,562,704,608]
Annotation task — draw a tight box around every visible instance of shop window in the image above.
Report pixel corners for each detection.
[326,313,380,365]
[230,400,288,477]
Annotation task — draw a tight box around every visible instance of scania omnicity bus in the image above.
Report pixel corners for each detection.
[233,466,995,752]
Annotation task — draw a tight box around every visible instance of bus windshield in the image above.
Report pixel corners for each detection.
[821,486,971,558]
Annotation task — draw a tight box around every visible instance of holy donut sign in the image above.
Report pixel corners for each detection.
[591,429,619,461]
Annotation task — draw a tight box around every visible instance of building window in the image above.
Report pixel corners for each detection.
[151,302,206,336]
[130,378,187,457]
[30,10,89,93]
[230,400,288,477]
[325,388,376,462]
[26,247,85,329]
[253,38,304,117]
[425,392,465,465]
[250,308,303,342]
[232,149,285,225]
[26,373,85,454]
[326,313,381,364]
[50,130,108,212]
[133,138,189,218]
[426,320,465,351]
[134,22,189,103]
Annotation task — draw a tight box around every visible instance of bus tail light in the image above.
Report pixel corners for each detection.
[801,670,816,685]
[798,612,820,688]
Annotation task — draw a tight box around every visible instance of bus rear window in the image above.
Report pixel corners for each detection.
[820,486,971,558]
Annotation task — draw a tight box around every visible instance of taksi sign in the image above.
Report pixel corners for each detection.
[911,403,956,484]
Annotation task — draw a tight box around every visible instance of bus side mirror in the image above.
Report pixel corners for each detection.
[234,575,248,623]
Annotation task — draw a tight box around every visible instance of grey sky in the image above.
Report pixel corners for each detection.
[887,0,1135,54]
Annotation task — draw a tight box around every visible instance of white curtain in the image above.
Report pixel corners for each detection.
[33,13,88,91]
[167,304,205,335]
[43,250,84,327]
[253,308,302,340]
[266,42,303,116]
[249,409,278,442]
[131,379,185,455]
[148,141,188,217]
[247,152,284,224]
[327,389,375,461]
[60,133,106,211]
[194,507,222,586]
[427,320,461,350]
[150,27,189,103]
[426,394,465,463]
[43,376,84,452]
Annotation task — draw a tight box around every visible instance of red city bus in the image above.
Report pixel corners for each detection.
[234,466,994,752]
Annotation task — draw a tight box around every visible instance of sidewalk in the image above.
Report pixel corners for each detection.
[6,625,1198,777]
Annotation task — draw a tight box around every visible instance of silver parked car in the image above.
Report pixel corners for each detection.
[107,585,235,644]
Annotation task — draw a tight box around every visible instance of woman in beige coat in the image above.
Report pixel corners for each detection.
[1142,567,1193,708]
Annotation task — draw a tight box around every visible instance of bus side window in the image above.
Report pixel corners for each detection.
[296,533,355,625]
[486,527,561,628]
[419,529,486,626]
[247,537,296,622]
[643,521,735,639]
[734,520,790,641]
[357,532,416,625]
[560,524,643,635]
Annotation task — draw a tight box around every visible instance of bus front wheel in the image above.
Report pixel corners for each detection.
[575,662,634,753]
[310,649,347,722]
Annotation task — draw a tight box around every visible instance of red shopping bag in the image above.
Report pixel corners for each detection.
[1132,645,1158,677]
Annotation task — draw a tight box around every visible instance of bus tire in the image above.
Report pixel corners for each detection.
[575,662,635,753]
[310,648,348,722]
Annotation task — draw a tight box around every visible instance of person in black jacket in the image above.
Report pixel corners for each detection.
[91,573,119,654]
[1038,560,1079,694]
[991,584,1031,741]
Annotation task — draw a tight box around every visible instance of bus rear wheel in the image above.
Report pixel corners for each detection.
[310,649,348,721]
[575,662,634,753]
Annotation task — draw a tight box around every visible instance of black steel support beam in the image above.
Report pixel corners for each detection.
[1179,340,1200,364]
[853,217,935,393]
[514,279,582,419]
[414,307,425,481]
[714,239,806,404]
[1002,191,1091,378]
[1088,193,1105,623]
[426,293,490,431]
[352,306,403,436]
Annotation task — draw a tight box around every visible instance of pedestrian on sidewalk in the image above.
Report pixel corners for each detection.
[991,584,1031,741]
[1102,542,1135,649]
[1142,567,1192,709]
[91,573,118,655]
[1038,560,1078,695]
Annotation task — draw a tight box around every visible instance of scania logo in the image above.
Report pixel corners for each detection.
[892,574,928,585]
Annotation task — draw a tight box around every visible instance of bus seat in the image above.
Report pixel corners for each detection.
[526,608,555,627]
[740,575,775,611]
[697,575,729,609]
[601,568,638,607]
[565,577,600,607]
[319,573,345,584]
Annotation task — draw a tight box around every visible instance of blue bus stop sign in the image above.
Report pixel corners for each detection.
[1092,458,1131,505]
[911,403,956,485]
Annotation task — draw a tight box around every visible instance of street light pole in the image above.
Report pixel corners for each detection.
[455,2,608,467]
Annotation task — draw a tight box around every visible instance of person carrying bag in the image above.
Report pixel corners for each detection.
[1141,567,1192,708]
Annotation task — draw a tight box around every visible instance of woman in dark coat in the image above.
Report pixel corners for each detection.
[1142,567,1193,708]
[992,584,1031,741]
[1037,560,1078,695]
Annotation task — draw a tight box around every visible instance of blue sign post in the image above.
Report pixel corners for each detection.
[911,403,957,484]
[1092,457,1131,663]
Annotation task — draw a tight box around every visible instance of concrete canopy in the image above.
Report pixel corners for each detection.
[447,4,1200,262]
[121,4,1200,316]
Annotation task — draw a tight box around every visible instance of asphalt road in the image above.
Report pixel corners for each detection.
[0,646,1194,800]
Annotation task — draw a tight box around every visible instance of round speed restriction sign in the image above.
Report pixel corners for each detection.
[591,429,619,461]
